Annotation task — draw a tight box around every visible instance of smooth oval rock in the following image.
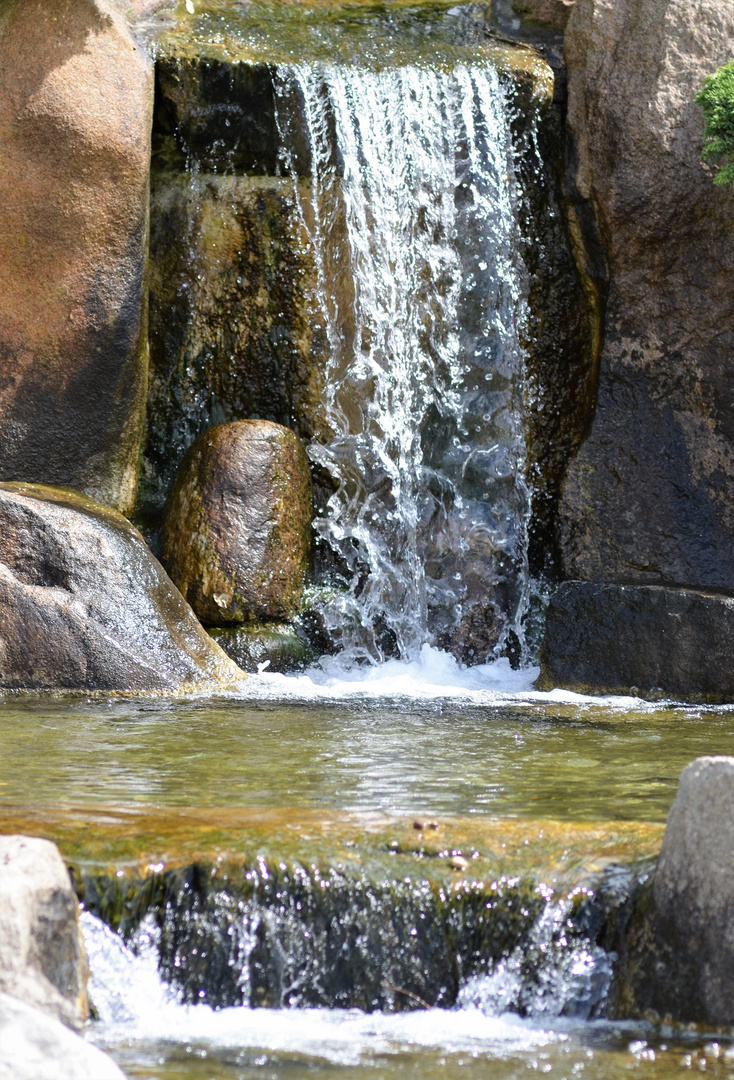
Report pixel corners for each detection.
[162,421,312,627]
[0,0,152,515]
[0,836,87,1031]
[0,482,245,692]
[0,992,125,1080]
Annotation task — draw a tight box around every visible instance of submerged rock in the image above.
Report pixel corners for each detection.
[0,0,153,515]
[559,0,734,588]
[0,836,87,1031]
[162,421,312,627]
[538,581,734,703]
[0,992,125,1080]
[208,624,316,674]
[0,482,245,692]
[609,758,734,1026]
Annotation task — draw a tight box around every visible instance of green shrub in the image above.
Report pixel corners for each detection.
[695,60,734,187]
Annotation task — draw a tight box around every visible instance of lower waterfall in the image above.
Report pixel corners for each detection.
[274,62,531,665]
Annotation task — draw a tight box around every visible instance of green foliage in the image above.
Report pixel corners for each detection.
[695,60,734,187]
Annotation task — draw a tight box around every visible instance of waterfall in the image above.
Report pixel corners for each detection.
[274,63,530,665]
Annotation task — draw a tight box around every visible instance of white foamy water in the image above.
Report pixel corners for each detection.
[81,911,571,1066]
[235,645,665,709]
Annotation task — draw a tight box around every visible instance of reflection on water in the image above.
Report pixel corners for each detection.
[1,688,733,821]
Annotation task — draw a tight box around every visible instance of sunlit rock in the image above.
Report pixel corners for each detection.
[0,836,87,1030]
[538,581,734,703]
[0,0,153,515]
[0,482,245,692]
[0,992,125,1080]
[608,757,734,1026]
[162,421,312,627]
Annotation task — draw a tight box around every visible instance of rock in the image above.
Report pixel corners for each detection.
[0,992,125,1080]
[609,758,734,1025]
[0,836,87,1031]
[143,171,325,522]
[559,0,734,589]
[0,482,245,692]
[538,581,734,702]
[512,0,576,31]
[161,421,312,627]
[208,624,316,674]
[0,0,153,515]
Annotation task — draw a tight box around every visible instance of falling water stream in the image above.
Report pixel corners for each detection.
[274,62,529,663]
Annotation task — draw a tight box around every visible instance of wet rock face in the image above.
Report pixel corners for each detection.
[0,483,245,692]
[143,170,325,525]
[0,0,152,516]
[609,758,734,1026]
[0,992,126,1080]
[162,421,312,627]
[559,0,734,588]
[209,624,316,674]
[511,0,576,31]
[0,836,87,1031]
[539,581,734,703]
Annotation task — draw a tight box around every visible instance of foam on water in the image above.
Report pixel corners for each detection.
[236,645,666,709]
[82,911,570,1066]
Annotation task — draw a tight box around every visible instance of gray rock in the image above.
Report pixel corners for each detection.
[209,624,317,674]
[0,992,125,1080]
[610,758,734,1025]
[559,0,734,589]
[0,836,87,1030]
[538,581,734,703]
[0,482,246,692]
[652,757,734,1024]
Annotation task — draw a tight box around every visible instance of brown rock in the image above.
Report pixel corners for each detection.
[162,421,313,626]
[512,0,576,31]
[559,0,734,589]
[0,0,153,515]
[0,836,87,1031]
[0,482,245,692]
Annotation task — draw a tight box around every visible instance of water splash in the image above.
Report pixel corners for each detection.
[275,62,530,665]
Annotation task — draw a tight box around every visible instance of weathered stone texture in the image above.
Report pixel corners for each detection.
[609,758,734,1026]
[559,0,734,588]
[0,0,153,514]
[0,991,126,1080]
[0,836,87,1031]
[538,581,734,702]
[0,482,245,692]
[162,421,312,626]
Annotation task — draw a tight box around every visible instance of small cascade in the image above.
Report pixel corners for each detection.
[275,63,530,664]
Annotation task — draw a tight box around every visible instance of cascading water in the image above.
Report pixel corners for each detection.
[274,62,530,665]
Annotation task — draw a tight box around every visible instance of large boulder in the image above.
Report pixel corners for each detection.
[610,758,734,1025]
[559,0,734,588]
[538,581,734,702]
[0,0,152,515]
[162,421,312,627]
[0,836,87,1030]
[0,992,125,1080]
[0,482,245,692]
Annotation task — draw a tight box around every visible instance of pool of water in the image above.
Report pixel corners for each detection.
[2,680,733,821]
[4,667,734,1079]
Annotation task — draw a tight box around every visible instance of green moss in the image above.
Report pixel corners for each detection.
[696,60,734,188]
